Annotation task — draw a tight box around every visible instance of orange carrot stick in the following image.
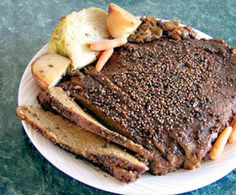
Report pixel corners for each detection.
[210,126,232,160]
[95,48,114,72]
[89,37,127,51]
[228,119,236,143]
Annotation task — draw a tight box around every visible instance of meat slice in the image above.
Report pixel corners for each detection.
[60,73,174,175]
[16,105,148,183]
[95,38,236,166]
[37,87,153,160]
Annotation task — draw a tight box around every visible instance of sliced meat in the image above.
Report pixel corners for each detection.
[16,105,148,183]
[60,73,174,175]
[37,87,153,160]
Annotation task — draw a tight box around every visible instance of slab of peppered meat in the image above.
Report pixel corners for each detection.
[87,37,236,168]
[58,36,236,173]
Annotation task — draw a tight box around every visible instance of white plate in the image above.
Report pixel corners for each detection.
[18,28,236,195]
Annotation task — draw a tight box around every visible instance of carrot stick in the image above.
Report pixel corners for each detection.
[95,48,114,72]
[89,38,127,51]
[228,119,236,143]
[210,126,232,160]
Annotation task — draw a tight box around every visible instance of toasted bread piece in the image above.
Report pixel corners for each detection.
[37,87,153,159]
[31,53,71,90]
[16,105,148,183]
[48,8,110,70]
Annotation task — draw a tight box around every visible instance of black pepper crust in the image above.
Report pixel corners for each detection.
[83,66,185,169]
[99,38,236,165]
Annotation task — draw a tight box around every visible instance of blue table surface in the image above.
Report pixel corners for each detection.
[0,0,235,194]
